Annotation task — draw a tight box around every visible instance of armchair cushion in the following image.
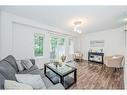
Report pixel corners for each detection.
[104,55,124,68]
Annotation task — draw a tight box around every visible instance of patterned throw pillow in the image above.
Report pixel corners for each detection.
[21,59,33,70]
[16,60,24,72]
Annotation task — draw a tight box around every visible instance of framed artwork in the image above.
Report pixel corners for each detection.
[90,40,104,47]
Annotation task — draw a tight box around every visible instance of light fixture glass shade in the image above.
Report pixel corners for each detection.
[74,26,82,33]
[73,21,82,34]
[77,29,82,34]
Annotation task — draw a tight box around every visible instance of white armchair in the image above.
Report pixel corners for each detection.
[104,55,124,70]
[74,51,83,62]
[65,54,74,63]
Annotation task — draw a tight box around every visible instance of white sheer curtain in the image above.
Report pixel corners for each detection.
[69,39,74,54]
[50,35,65,61]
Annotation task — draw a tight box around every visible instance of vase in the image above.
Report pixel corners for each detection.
[61,55,66,65]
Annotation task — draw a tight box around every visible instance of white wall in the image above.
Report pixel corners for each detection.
[81,27,125,60]
[0,11,78,69]
[74,36,81,52]
[0,11,1,59]
[124,31,127,89]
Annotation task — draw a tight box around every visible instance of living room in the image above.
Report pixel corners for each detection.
[0,5,127,91]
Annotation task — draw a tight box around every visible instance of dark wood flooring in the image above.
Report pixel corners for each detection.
[69,61,124,89]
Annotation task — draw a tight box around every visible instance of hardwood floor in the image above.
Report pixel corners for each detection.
[69,61,124,89]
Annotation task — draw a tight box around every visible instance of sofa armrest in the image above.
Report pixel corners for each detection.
[30,59,35,65]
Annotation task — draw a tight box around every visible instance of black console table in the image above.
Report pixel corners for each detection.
[88,52,104,64]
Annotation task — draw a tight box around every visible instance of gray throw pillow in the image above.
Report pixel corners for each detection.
[21,59,33,70]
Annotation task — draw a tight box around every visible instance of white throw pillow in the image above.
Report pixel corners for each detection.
[16,60,24,72]
[21,59,33,70]
[4,80,33,90]
[15,74,46,89]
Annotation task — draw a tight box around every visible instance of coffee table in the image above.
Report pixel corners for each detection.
[44,62,77,89]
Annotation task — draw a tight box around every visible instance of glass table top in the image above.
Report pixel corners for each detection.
[46,63,75,75]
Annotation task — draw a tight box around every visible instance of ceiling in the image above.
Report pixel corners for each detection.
[1,6,127,34]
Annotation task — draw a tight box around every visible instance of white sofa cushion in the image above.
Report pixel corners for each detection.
[48,83,65,89]
[15,74,46,89]
[4,80,33,90]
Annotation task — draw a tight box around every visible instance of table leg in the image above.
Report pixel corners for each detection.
[74,70,77,82]
[44,65,46,75]
[60,76,64,85]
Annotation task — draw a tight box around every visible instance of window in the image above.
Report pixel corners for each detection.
[69,39,74,54]
[34,33,44,56]
[50,36,65,61]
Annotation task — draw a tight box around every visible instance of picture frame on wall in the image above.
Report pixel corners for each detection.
[90,40,104,47]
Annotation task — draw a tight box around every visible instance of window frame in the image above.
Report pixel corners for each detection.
[34,33,44,57]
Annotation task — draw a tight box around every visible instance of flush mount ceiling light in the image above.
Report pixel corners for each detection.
[73,21,82,34]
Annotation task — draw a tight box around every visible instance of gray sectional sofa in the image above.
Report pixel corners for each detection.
[0,55,64,89]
